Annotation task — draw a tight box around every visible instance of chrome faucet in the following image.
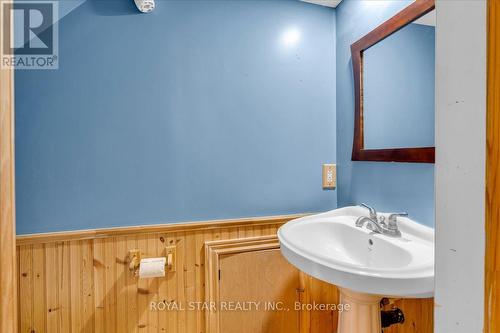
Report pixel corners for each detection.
[386,213,408,237]
[360,203,377,220]
[355,203,407,237]
[355,215,386,233]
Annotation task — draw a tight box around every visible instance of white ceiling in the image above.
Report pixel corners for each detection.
[301,1,435,28]
[300,0,342,8]
[414,10,436,27]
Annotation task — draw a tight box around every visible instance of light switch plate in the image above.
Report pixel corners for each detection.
[322,164,336,189]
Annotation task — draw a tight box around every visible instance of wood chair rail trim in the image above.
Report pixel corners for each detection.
[16,214,309,245]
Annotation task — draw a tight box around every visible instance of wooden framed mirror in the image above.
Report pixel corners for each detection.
[350,0,435,163]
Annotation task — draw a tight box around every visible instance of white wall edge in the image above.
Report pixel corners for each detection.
[435,0,487,331]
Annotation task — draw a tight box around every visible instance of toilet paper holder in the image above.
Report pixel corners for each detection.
[128,246,176,274]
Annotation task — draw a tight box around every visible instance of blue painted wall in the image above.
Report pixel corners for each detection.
[364,23,435,149]
[336,0,435,227]
[15,0,337,234]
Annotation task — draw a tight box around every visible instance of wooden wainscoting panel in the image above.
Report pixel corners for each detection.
[16,218,293,333]
[16,217,433,333]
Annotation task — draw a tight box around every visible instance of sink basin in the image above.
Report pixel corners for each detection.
[278,206,434,298]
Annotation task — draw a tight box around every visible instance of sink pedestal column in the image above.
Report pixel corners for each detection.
[338,288,382,333]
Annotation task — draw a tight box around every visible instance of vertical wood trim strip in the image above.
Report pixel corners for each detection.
[147,234,159,333]
[166,233,178,333]
[176,232,187,333]
[185,232,196,333]
[194,231,205,331]
[45,243,59,333]
[59,242,72,332]
[0,0,17,329]
[137,235,149,330]
[32,244,47,333]
[81,240,95,332]
[70,241,82,332]
[18,245,33,333]
[104,238,117,332]
[115,237,128,333]
[93,239,105,333]
[126,236,139,333]
[486,0,500,331]
[157,233,168,332]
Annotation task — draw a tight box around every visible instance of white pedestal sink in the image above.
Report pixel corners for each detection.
[278,206,434,333]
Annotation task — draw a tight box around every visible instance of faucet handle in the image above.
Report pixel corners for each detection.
[387,213,408,229]
[359,203,377,220]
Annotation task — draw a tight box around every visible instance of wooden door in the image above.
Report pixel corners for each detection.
[218,249,300,333]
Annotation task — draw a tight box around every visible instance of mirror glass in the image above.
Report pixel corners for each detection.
[363,9,435,150]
